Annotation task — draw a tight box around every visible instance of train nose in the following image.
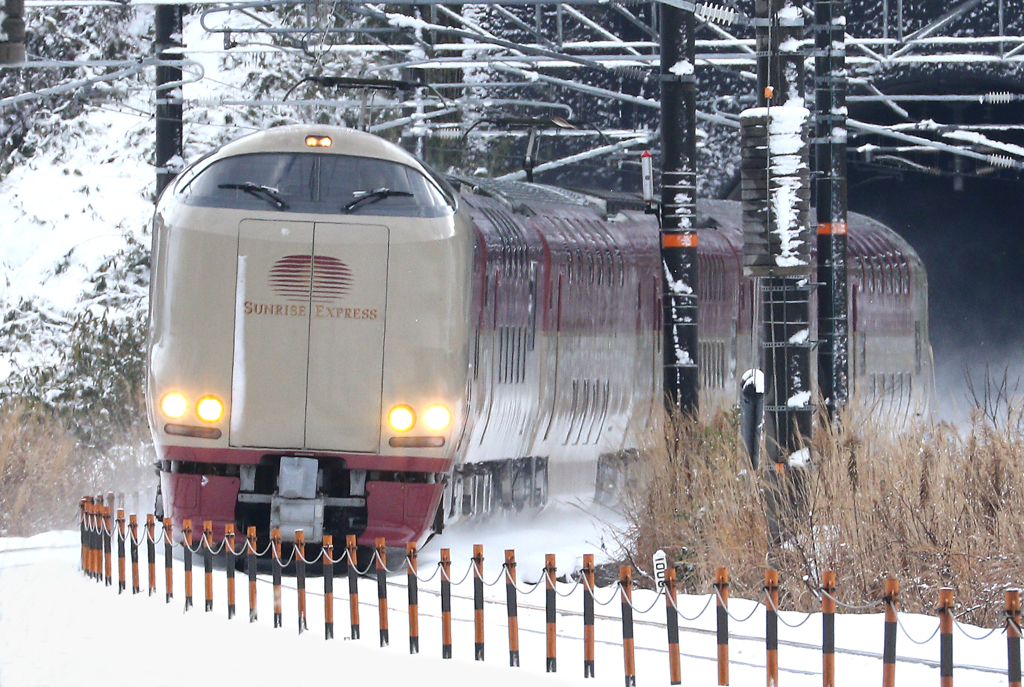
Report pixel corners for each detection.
[228,218,390,452]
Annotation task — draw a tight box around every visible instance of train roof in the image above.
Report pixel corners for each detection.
[199,124,431,175]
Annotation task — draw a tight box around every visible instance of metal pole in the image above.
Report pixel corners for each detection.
[814,0,849,420]
[155,4,184,198]
[0,0,26,64]
[659,1,699,415]
[755,0,812,469]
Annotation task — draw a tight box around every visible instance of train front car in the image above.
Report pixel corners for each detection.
[148,126,474,548]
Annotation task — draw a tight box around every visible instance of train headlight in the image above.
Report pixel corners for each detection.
[388,405,415,432]
[423,405,451,431]
[305,135,332,148]
[196,396,224,423]
[160,393,187,419]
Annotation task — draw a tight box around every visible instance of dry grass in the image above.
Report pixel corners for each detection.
[0,404,151,536]
[620,406,1024,625]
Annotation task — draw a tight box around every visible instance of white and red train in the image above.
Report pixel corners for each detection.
[147,125,931,549]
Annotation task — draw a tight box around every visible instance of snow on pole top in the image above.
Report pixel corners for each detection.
[738,106,812,276]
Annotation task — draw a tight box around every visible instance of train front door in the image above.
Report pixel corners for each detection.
[303,222,389,452]
[229,219,389,452]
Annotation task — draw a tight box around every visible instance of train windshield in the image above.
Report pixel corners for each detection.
[180,152,453,217]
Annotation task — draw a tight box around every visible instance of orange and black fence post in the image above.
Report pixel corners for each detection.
[272,528,282,628]
[347,534,360,639]
[715,567,730,686]
[129,514,140,594]
[82,500,92,579]
[883,578,898,687]
[79,499,87,575]
[163,517,173,602]
[376,537,389,647]
[822,570,836,687]
[583,553,596,678]
[102,501,112,589]
[146,514,156,597]
[82,499,91,581]
[938,587,954,687]
[116,508,126,593]
[765,570,779,687]
[441,548,453,659]
[225,524,236,619]
[203,521,214,612]
[183,519,193,610]
[296,530,307,634]
[545,553,557,672]
[323,535,334,640]
[1007,590,1021,687]
[407,542,419,654]
[620,566,636,687]
[103,506,112,586]
[473,544,485,661]
[666,567,681,686]
[506,549,520,668]
[247,526,257,623]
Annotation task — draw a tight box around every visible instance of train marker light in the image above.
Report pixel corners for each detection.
[196,397,224,423]
[161,393,187,419]
[423,405,451,431]
[305,136,332,148]
[388,406,415,432]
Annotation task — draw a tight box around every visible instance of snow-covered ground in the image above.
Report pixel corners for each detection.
[0,512,1012,687]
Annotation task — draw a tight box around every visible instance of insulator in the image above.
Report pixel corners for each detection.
[983,91,1015,104]
[613,65,651,82]
[432,128,464,140]
[694,3,738,26]
[986,154,1015,169]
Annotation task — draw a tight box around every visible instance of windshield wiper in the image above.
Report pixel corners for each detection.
[218,183,290,210]
[343,187,413,213]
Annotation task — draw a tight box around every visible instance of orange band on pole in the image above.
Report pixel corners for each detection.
[817,222,848,235]
[662,233,698,248]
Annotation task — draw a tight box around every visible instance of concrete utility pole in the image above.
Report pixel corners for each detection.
[813,0,849,419]
[155,5,184,198]
[659,2,699,415]
[0,0,25,64]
